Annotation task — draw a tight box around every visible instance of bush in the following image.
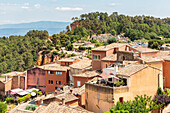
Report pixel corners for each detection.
[0,101,7,113]
[38,91,42,96]
[25,104,38,111]
[18,94,31,103]
[71,53,76,57]
[114,80,125,87]
[5,97,13,104]
[107,38,117,44]
[157,87,165,95]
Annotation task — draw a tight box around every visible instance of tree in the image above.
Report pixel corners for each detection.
[112,95,164,113]
[0,102,7,113]
[148,39,164,49]
[110,29,116,36]
[97,30,102,36]
[107,38,117,44]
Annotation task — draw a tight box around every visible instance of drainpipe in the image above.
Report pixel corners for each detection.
[97,87,101,113]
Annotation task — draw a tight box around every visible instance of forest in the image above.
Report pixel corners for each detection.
[0,12,169,74]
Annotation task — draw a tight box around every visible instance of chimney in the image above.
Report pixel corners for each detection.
[5,76,8,82]
[62,97,65,105]
[115,65,118,72]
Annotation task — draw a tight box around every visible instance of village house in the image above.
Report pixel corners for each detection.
[92,43,127,70]
[85,64,162,113]
[69,59,92,83]
[73,71,100,87]
[72,85,85,107]
[156,51,170,88]
[27,63,70,93]
[0,71,26,96]
[59,57,80,66]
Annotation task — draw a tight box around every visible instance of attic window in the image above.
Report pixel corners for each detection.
[93,55,100,60]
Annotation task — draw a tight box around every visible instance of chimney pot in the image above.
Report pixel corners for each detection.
[62,97,65,105]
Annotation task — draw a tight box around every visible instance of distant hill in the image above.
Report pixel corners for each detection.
[0,21,70,37]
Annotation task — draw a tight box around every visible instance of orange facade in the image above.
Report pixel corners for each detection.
[73,76,93,87]
[45,70,69,93]
[163,60,170,88]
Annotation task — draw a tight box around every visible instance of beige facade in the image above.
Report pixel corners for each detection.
[85,65,162,113]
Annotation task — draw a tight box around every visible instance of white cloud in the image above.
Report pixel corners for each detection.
[55,7,83,11]
[21,6,29,9]
[110,3,119,6]
[34,4,40,8]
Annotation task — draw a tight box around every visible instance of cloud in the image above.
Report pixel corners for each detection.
[21,6,29,9]
[34,4,40,8]
[110,3,119,6]
[55,7,83,11]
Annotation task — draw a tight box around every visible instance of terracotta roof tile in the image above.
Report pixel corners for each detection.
[92,43,127,51]
[70,59,92,69]
[73,71,100,78]
[102,54,117,61]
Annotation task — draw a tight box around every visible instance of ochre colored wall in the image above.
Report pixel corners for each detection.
[142,52,158,57]
[146,62,162,70]
[92,51,106,70]
[163,60,170,88]
[85,83,114,113]
[101,60,115,69]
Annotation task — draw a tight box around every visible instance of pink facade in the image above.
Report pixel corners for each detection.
[27,67,46,92]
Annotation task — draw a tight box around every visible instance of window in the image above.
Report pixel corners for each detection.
[55,72,62,75]
[49,80,53,84]
[77,81,81,87]
[119,97,124,103]
[56,81,58,84]
[48,71,54,74]
[93,55,100,60]
[65,62,69,66]
[59,81,61,85]
[55,87,58,90]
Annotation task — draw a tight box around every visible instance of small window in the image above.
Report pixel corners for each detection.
[59,81,61,85]
[48,71,54,74]
[49,80,50,84]
[55,87,58,90]
[56,72,62,75]
[56,81,58,84]
[93,55,100,60]
[51,80,53,84]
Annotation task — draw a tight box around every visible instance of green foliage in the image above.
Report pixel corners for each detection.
[112,95,164,113]
[114,80,125,87]
[25,104,38,111]
[110,29,117,36]
[0,101,7,113]
[18,94,31,103]
[76,12,170,41]
[95,42,101,47]
[105,109,129,113]
[66,44,73,51]
[71,53,76,57]
[107,38,117,44]
[5,97,13,104]
[148,39,164,49]
[0,31,47,74]
[157,87,165,95]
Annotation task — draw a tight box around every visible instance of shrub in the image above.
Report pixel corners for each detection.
[25,104,38,111]
[0,101,7,113]
[5,97,13,104]
[71,53,76,57]
[157,87,165,95]
[114,80,125,87]
[38,91,42,96]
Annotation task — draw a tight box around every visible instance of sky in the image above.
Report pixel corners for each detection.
[0,0,169,25]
